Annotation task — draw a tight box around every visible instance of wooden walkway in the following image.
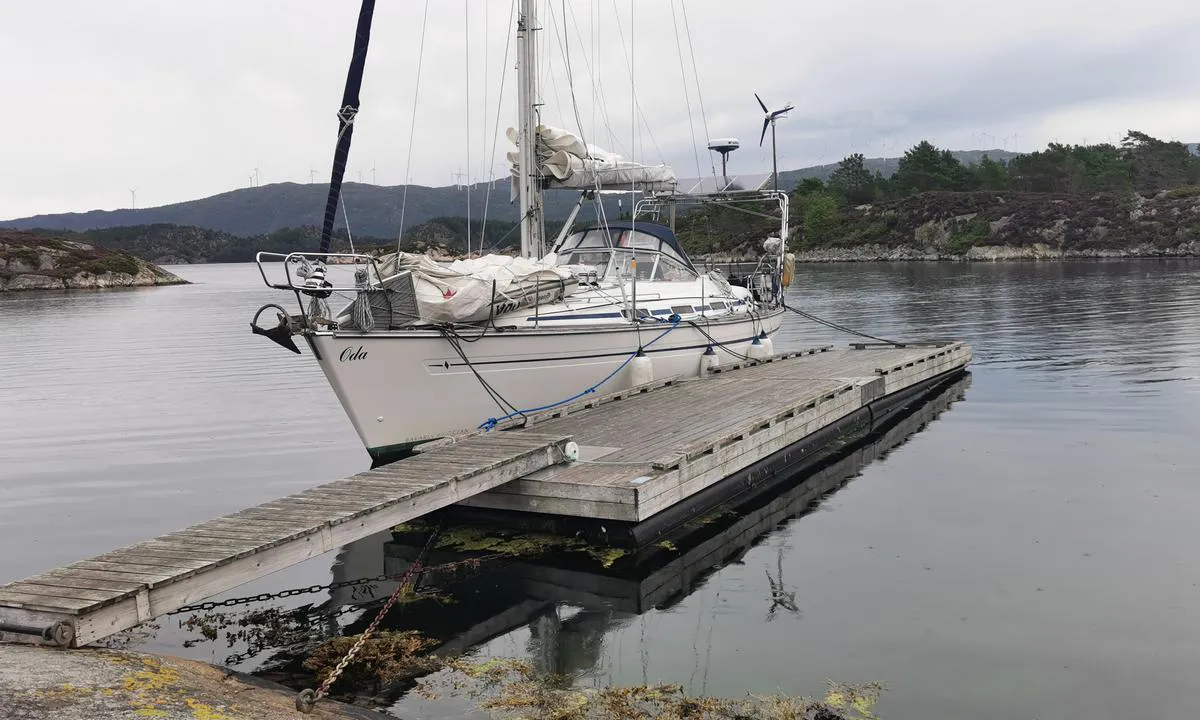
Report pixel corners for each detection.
[0,432,572,648]
[0,341,970,649]
[460,341,972,522]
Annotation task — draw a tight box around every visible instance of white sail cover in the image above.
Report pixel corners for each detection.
[373,251,576,324]
[507,125,677,192]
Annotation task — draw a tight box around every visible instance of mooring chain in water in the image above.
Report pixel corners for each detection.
[170,552,505,618]
[168,574,391,616]
[296,524,443,714]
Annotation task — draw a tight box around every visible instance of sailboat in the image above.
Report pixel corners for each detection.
[250,0,792,465]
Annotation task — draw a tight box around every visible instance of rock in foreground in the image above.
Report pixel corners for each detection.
[0,230,188,291]
[0,644,379,719]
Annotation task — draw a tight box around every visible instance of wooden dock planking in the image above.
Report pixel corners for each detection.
[462,342,971,521]
[0,432,573,647]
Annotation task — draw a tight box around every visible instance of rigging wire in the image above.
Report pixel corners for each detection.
[465,0,472,257]
[680,1,718,181]
[668,0,704,181]
[560,1,627,159]
[479,0,517,249]
[396,0,432,252]
[476,0,489,254]
[543,2,570,132]
[556,0,589,150]
[339,194,356,253]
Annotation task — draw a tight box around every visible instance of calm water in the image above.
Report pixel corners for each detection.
[3,260,1200,719]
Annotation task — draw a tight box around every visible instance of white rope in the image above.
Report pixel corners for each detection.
[397,0,431,252]
[351,268,374,331]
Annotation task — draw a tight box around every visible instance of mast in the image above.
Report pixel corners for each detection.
[317,0,376,259]
[516,0,543,258]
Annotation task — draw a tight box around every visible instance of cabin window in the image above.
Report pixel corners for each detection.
[710,301,727,309]
[656,256,694,281]
[613,230,662,251]
[556,230,609,252]
[612,249,658,279]
[670,304,694,315]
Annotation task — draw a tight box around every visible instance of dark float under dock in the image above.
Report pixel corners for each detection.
[0,341,971,648]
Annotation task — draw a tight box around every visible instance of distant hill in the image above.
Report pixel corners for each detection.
[28,220,512,265]
[0,181,623,238]
[2,150,1025,236]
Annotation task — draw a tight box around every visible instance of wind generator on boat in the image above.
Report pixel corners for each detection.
[249,0,794,465]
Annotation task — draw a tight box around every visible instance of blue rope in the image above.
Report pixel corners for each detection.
[479,317,681,430]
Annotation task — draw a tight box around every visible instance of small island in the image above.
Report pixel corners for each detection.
[0,230,188,291]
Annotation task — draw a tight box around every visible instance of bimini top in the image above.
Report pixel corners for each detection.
[566,221,697,273]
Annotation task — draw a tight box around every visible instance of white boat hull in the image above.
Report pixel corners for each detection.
[309,309,784,463]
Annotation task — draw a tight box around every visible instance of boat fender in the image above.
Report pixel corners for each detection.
[782,252,795,287]
[701,345,720,373]
[757,330,774,357]
[747,335,769,361]
[629,350,654,385]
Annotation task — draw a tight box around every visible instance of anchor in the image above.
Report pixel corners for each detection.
[250,304,302,354]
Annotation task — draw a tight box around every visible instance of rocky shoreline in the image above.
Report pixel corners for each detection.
[788,241,1200,262]
[0,230,188,291]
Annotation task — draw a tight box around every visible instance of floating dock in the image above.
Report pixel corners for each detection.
[0,342,970,648]
[459,341,971,526]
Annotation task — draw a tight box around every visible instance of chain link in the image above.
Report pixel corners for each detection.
[169,574,390,616]
[298,524,443,712]
[171,549,512,618]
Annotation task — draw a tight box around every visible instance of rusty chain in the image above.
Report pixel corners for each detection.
[168,574,391,616]
[295,524,443,713]
[171,550,506,618]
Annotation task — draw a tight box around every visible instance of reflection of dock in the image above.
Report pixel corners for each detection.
[382,373,969,651]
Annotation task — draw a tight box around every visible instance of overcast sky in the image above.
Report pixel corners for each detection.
[3,0,1198,219]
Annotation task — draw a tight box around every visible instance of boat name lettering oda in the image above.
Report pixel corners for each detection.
[340,346,368,362]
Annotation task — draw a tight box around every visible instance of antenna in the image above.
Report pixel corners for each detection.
[755,93,794,192]
[707,138,740,188]
[371,162,377,185]
[253,167,260,187]
[129,188,137,209]
[309,166,317,184]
